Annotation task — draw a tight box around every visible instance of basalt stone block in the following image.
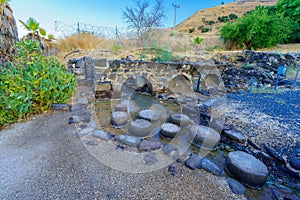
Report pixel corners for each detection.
[160,123,180,139]
[225,151,269,188]
[138,109,162,122]
[110,112,128,127]
[168,113,191,127]
[128,119,152,137]
[188,125,220,150]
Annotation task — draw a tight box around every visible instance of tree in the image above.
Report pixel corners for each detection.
[220,7,293,50]
[276,0,300,42]
[122,0,166,49]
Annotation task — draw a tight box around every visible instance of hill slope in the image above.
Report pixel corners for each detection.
[176,0,278,35]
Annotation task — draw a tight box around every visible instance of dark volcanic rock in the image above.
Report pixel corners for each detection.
[185,154,203,170]
[225,151,269,188]
[227,178,246,195]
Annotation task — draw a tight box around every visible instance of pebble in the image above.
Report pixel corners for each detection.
[93,130,113,141]
[289,157,300,170]
[69,104,82,112]
[51,104,67,110]
[77,98,89,105]
[114,134,141,147]
[77,127,94,137]
[139,140,162,151]
[225,151,269,187]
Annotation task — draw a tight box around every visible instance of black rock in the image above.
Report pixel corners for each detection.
[51,104,67,110]
[263,144,285,164]
[168,165,177,176]
[289,157,300,170]
[185,154,203,170]
[68,117,75,124]
[227,178,246,195]
[200,158,224,176]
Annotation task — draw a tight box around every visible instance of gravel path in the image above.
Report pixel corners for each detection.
[0,111,242,200]
[226,88,300,153]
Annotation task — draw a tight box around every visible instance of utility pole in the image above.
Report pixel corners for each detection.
[172,3,180,36]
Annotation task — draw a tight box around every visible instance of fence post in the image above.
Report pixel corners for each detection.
[294,70,299,86]
[196,70,201,92]
[249,78,255,94]
[274,66,284,91]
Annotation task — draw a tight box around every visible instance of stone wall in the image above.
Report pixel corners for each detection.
[93,59,225,99]
[70,50,300,98]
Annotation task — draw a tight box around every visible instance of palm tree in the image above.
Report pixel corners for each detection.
[0,0,19,64]
[19,17,56,56]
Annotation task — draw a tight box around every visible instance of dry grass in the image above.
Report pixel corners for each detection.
[53,0,299,63]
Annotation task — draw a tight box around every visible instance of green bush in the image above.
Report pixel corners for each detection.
[191,37,204,45]
[188,27,195,33]
[229,13,238,20]
[220,7,293,50]
[0,40,75,126]
[218,16,230,22]
[150,46,178,62]
[201,27,210,33]
[111,43,122,55]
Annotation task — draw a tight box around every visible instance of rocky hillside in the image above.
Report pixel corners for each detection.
[176,0,278,36]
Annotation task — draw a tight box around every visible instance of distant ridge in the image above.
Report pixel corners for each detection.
[176,0,278,34]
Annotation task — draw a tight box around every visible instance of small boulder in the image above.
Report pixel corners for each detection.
[185,154,203,170]
[160,123,180,139]
[168,113,191,127]
[223,129,246,143]
[139,140,162,151]
[188,125,220,150]
[93,130,113,141]
[200,158,223,176]
[227,178,246,195]
[225,151,269,188]
[128,119,152,137]
[110,112,128,127]
[138,109,162,122]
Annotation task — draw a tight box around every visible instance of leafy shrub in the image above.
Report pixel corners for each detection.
[0,40,75,126]
[111,43,122,55]
[188,27,195,33]
[201,27,210,33]
[150,46,178,62]
[192,37,204,45]
[220,7,293,50]
[229,13,238,20]
[218,16,230,22]
[207,20,215,25]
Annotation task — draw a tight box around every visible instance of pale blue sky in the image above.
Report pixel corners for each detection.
[10,0,233,38]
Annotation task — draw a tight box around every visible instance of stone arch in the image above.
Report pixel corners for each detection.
[168,74,194,95]
[201,73,225,92]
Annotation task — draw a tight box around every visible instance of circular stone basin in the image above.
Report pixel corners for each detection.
[160,123,180,139]
[138,109,162,122]
[225,151,269,188]
[188,125,220,150]
[128,119,152,137]
[110,111,128,127]
[168,113,191,127]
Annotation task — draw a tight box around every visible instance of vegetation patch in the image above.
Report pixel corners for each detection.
[0,40,75,126]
